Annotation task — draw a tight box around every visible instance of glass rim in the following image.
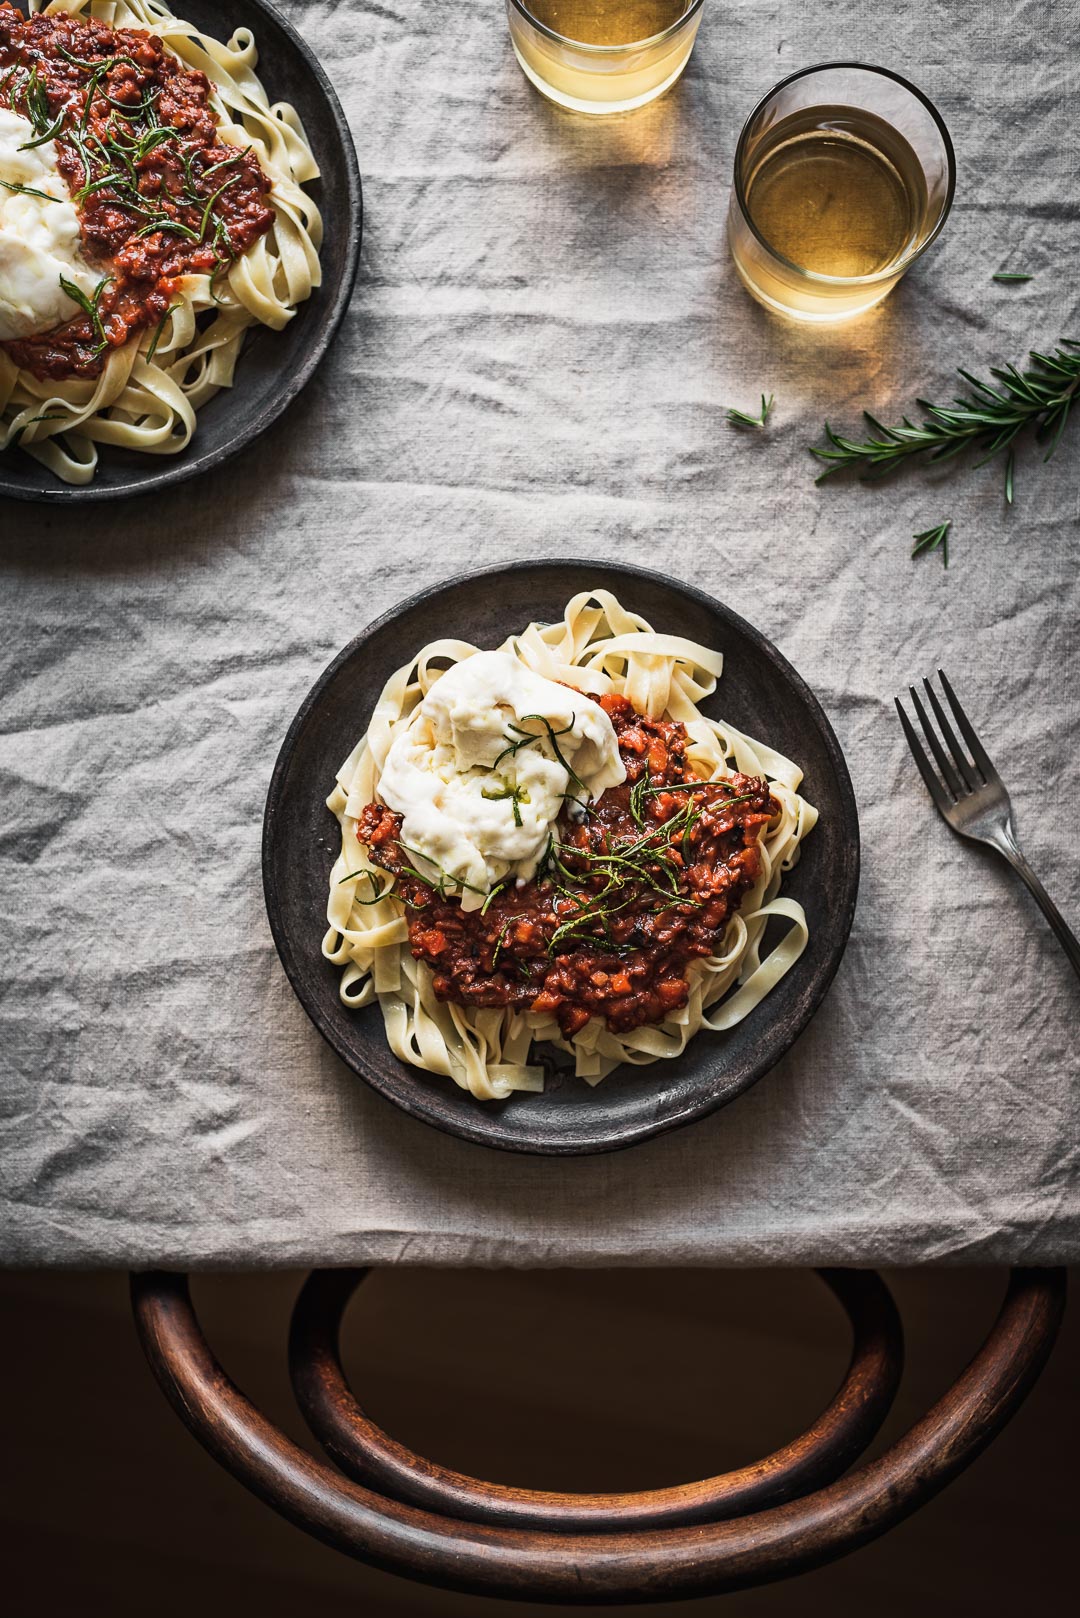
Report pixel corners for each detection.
[732,60,957,288]
[507,0,706,55]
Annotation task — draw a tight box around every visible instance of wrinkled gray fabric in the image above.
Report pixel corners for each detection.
[2,0,1079,1269]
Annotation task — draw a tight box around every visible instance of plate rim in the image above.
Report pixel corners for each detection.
[0,0,362,505]
[262,559,861,1156]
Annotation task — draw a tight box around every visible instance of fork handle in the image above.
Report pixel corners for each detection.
[989,828,1080,982]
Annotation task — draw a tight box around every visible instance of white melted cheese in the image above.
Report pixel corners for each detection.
[378,651,626,910]
[0,107,99,342]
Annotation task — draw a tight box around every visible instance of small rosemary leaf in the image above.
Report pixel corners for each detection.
[1005,450,1015,504]
[1042,395,1072,462]
[911,521,951,568]
[1029,348,1070,373]
[337,868,387,905]
[923,439,961,463]
[59,275,96,322]
[479,882,505,917]
[992,271,1034,282]
[958,367,1005,399]
[144,302,179,364]
[18,116,66,151]
[726,392,774,430]
[0,178,58,201]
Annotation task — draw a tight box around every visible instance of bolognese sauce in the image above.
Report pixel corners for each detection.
[357,693,779,1039]
[0,3,273,380]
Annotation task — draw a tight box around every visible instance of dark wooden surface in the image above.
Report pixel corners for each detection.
[262,559,861,1154]
[288,1267,904,1528]
[130,1265,1064,1601]
[1,1267,1076,1614]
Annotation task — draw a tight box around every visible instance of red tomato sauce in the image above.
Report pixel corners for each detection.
[357,693,779,1039]
[0,4,273,380]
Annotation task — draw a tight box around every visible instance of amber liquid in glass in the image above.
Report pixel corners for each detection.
[509,0,700,115]
[745,106,928,279]
[525,1,691,46]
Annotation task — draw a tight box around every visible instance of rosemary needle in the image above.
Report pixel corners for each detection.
[0,177,59,201]
[727,393,774,430]
[992,271,1034,283]
[912,521,950,568]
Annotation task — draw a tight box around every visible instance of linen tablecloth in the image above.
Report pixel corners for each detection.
[2,0,1078,1269]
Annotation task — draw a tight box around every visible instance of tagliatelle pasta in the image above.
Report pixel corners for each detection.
[323,591,818,1102]
[0,0,322,483]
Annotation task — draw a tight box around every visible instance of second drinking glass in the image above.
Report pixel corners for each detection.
[728,63,956,322]
[505,2,706,115]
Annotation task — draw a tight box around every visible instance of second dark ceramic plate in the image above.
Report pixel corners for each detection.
[0,0,361,503]
[263,561,860,1155]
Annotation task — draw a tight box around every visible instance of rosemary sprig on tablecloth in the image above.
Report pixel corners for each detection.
[727,393,774,429]
[912,521,951,568]
[811,339,1080,496]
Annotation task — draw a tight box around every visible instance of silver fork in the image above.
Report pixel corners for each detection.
[895,669,1080,981]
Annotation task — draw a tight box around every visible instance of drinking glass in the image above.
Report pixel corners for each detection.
[505,1,706,116]
[727,63,955,322]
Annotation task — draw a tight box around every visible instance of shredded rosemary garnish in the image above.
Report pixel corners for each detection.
[5,46,246,267]
[495,716,570,767]
[17,65,66,148]
[198,172,241,240]
[109,124,175,166]
[0,177,59,201]
[58,273,112,353]
[479,882,506,916]
[7,409,67,445]
[532,784,753,956]
[529,716,589,799]
[399,842,487,898]
[202,147,250,180]
[103,85,161,122]
[374,768,760,970]
[134,211,201,241]
[144,302,180,363]
[337,869,388,904]
[481,777,530,827]
[56,44,103,71]
[492,917,514,967]
[77,57,147,132]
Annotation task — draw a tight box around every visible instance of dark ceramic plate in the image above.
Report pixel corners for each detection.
[263,561,860,1156]
[0,0,361,504]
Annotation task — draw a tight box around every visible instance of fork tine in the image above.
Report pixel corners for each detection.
[909,685,964,799]
[923,678,977,791]
[937,669,997,785]
[895,696,951,813]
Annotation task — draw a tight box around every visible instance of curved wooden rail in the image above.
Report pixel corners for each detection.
[288,1267,903,1530]
[131,1267,1064,1604]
